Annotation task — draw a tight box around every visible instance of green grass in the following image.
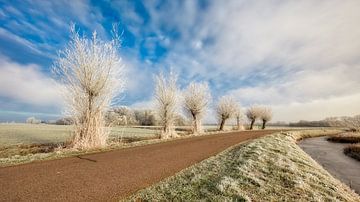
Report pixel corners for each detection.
[127,130,359,201]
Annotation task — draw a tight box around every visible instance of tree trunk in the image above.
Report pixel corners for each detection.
[262,120,267,129]
[192,113,199,134]
[250,119,255,130]
[237,117,240,130]
[219,118,226,131]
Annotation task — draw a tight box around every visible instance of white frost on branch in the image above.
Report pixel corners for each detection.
[234,103,243,130]
[52,25,125,149]
[246,106,263,130]
[259,106,273,129]
[339,115,360,131]
[216,96,237,131]
[183,82,211,135]
[154,71,179,139]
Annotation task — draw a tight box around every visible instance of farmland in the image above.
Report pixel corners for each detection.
[0,123,160,147]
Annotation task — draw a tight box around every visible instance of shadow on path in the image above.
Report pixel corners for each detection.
[76,156,97,163]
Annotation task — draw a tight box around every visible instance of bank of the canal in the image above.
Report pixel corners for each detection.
[299,136,360,194]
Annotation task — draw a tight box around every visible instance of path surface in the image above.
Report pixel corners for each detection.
[299,136,360,194]
[0,130,277,201]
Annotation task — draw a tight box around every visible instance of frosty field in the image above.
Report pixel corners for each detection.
[0,124,160,147]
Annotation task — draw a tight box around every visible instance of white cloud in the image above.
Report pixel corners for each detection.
[2,1,360,122]
[140,0,360,121]
[0,57,63,108]
[129,99,155,110]
[273,93,360,122]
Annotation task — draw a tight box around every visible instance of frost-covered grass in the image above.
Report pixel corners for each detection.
[0,124,72,146]
[0,123,160,167]
[127,130,359,201]
[0,124,159,146]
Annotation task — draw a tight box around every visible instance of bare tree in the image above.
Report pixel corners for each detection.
[134,109,157,126]
[246,106,262,130]
[216,96,237,131]
[106,106,138,125]
[259,106,273,129]
[154,71,179,139]
[53,25,125,149]
[234,103,243,130]
[339,115,360,131]
[183,82,211,135]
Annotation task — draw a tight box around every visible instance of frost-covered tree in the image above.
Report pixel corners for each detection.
[26,117,41,124]
[154,71,179,139]
[340,115,360,131]
[259,107,273,129]
[105,106,137,126]
[246,106,262,130]
[52,25,125,149]
[234,103,243,130]
[216,96,237,131]
[134,109,157,126]
[183,82,211,134]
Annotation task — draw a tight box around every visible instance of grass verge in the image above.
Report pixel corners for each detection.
[344,144,360,161]
[127,130,359,201]
[327,132,360,144]
[326,132,360,161]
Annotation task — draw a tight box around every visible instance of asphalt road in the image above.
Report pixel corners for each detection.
[0,130,277,201]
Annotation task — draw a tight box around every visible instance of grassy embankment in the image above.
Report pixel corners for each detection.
[327,132,360,161]
[128,129,359,201]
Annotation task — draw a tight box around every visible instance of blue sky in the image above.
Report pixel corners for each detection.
[0,0,360,122]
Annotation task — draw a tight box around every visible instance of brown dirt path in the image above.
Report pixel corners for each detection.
[0,130,277,201]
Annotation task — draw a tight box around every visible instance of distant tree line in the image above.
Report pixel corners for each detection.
[289,115,360,130]
[289,120,333,127]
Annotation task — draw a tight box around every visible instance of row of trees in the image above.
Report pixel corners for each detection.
[154,71,273,139]
[325,115,360,131]
[289,115,360,131]
[53,26,273,149]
